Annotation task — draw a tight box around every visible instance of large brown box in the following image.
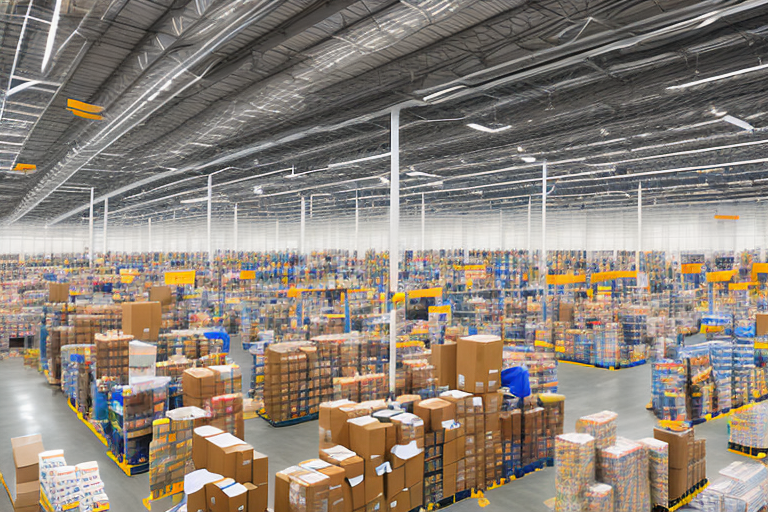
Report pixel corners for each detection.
[252,451,269,485]
[192,426,223,469]
[349,417,389,459]
[14,481,39,508]
[320,400,357,449]
[48,283,70,303]
[669,467,688,501]
[757,314,768,336]
[275,467,304,512]
[342,478,366,512]
[11,435,45,485]
[559,303,575,323]
[444,436,465,466]
[385,465,405,500]
[364,456,385,502]
[122,301,162,341]
[207,434,249,480]
[414,398,455,432]
[244,482,268,512]
[206,478,248,512]
[184,368,217,399]
[149,286,173,306]
[456,335,503,393]
[409,481,423,509]
[432,343,457,389]
[443,462,457,498]
[654,428,692,469]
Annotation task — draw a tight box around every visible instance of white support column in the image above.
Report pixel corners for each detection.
[389,108,400,395]
[499,210,503,251]
[421,193,426,254]
[102,198,108,255]
[541,162,547,321]
[88,187,94,268]
[275,219,280,250]
[148,218,152,253]
[637,182,642,273]
[527,196,532,271]
[355,193,360,258]
[233,204,238,252]
[300,197,306,255]
[207,174,212,265]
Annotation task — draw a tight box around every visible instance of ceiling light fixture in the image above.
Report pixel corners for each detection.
[520,156,536,163]
[406,171,441,178]
[328,153,391,168]
[180,197,208,204]
[668,62,768,90]
[253,185,263,195]
[379,176,390,184]
[422,85,467,102]
[721,115,754,131]
[467,123,511,134]
[41,0,62,72]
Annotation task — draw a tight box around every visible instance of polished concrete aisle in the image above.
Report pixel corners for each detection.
[0,351,745,512]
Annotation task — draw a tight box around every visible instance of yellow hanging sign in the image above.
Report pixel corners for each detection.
[408,287,443,299]
[591,270,637,283]
[752,263,768,281]
[706,270,736,282]
[729,282,757,291]
[546,273,586,285]
[164,270,195,285]
[682,263,703,274]
[239,270,256,280]
[120,275,135,284]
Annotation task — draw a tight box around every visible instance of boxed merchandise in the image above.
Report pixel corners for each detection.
[390,442,425,488]
[599,437,650,512]
[414,398,455,432]
[639,437,669,508]
[319,399,358,449]
[186,470,224,512]
[193,425,224,469]
[348,416,389,458]
[244,482,268,512]
[456,335,503,393]
[583,482,613,512]
[49,282,70,303]
[432,342,457,389]
[252,451,269,485]
[12,434,45,484]
[206,478,248,512]
[184,368,217,401]
[94,331,131,383]
[149,286,173,306]
[122,301,162,341]
[389,413,425,447]
[554,433,595,512]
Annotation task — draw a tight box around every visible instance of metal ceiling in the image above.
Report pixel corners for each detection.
[2,0,768,227]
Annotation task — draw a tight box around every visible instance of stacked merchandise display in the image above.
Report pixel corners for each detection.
[555,433,595,512]
[503,349,558,394]
[651,360,687,422]
[729,401,768,456]
[95,331,132,384]
[183,426,268,512]
[182,365,245,439]
[689,461,768,511]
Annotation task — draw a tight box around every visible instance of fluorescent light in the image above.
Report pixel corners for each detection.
[721,115,754,131]
[406,171,441,178]
[328,153,390,168]
[379,176,390,184]
[668,62,768,90]
[467,123,511,134]
[254,185,263,195]
[520,156,536,163]
[41,0,63,72]
[180,197,208,204]
[423,85,467,102]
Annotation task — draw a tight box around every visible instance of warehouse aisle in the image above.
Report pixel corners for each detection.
[0,353,745,512]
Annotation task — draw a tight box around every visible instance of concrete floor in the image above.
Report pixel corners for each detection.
[0,341,745,512]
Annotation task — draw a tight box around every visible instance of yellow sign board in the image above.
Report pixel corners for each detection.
[239,270,256,280]
[428,305,451,323]
[119,268,140,276]
[706,270,736,283]
[682,263,703,275]
[164,270,195,286]
[546,274,586,285]
[714,215,739,220]
[591,270,637,283]
[729,282,756,291]
[752,263,768,281]
[120,275,135,284]
[409,287,443,299]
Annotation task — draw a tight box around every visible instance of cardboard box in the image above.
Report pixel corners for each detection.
[389,413,425,447]
[252,451,269,485]
[444,436,465,465]
[244,482,268,512]
[456,335,503,393]
[559,303,574,323]
[207,478,248,512]
[187,485,207,512]
[149,286,173,306]
[207,433,247,479]
[193,425,224,469]
[184,368,217,399]
[364,456,386,502]
[443,462,457,498]
[366,494,385,512]
[388,492,407,512]
[432,342,457,389]
[409,481,423,509]
[11,434,45,484]
[14,481,39,508]
[405,452,424,488]
[439,390,473,418]
[275,467,304,512]
[349,416,388,459]
[48,283,70,303]
[668,467,687,500]
[414,398,455,433]
[385,465,405,500]
[484,413,500,434]
[654,428,691,470]
[480,393,501,414]
[320,400,357,449]
[757,313,768,336]
[122,301,162,341]
[342,477,366,512]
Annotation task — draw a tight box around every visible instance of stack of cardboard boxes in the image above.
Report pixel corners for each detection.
[654,427,706,502]
[313,399,426,512]
[183,366,245,439]
[95,331,132,383]
[122,301,162,342]
[186,426,268,512]
[263,342,318,422]
[10,434,45,512]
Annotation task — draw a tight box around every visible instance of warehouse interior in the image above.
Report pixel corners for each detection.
[3,1,768,512]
